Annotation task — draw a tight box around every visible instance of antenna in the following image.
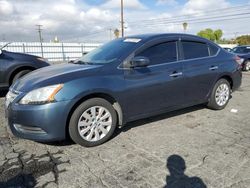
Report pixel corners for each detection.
[0,42,11,50]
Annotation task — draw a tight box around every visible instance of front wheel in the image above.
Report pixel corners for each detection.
[12,70,31,84]
[207,79,231,110]
[69,98,117,147]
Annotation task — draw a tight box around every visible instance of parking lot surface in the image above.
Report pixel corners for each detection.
[0,72,250,188]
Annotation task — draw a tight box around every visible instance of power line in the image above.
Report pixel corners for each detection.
[131,11,250,27]
[64,5,250,41]
[129,15,250,30]
[128,11,250,27]
[75,14,250,41]
[66,27,115,41]
[128,4,250,24]
[81,29,110,38]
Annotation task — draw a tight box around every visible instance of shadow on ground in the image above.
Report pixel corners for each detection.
[0,174,36,188]
[164,155,207,188]
[42,139,75,147]
[115,104,205,136]
[37,104,206,147]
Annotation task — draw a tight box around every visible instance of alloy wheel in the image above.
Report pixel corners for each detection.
[77,106,112,142]
[215,83,230,106]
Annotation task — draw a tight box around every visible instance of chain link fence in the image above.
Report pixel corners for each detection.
[0,42,101,62]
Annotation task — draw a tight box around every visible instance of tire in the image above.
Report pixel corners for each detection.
[207,79,231,110]
[12,70,31,84]
[69,98,117,147]
[243,60,250,71]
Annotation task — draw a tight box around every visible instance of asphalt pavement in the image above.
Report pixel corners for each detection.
[0,72,250,188]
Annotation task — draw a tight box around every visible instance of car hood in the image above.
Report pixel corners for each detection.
[2,50,42,61]
[12,63,103,92]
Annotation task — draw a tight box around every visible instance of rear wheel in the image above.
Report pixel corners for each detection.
[69,98,117,147]
[12,70,31,84]
[243,60,250,71]
[207,79,231,110]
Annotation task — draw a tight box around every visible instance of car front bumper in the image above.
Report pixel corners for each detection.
[6,99,76,142]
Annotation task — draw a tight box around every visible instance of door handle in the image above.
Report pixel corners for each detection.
[209,66,218,71]
[169,72,183,77]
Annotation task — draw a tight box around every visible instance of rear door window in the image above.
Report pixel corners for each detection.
[209,44,219,56]
[137,41,177,65]
[233,47,245,54]
[233,47,250,54]
[243,47,250,53]
[182,41,209,60]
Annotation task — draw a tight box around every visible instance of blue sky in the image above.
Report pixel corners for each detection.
[0,0,249,42]
[83,0,250,12]
[84,0,249,7]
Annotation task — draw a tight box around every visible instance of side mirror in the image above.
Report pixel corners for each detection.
[130,56,150,68]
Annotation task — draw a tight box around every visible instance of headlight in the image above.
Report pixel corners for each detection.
[19,84,63,105]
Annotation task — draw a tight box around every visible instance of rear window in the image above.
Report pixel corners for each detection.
[233,46,250,54]
[182,41,209,60]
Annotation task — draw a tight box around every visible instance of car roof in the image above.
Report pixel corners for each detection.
[123,33,220,48]
[125,33,207,41]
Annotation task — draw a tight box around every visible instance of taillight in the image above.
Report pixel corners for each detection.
[234,56,244,69]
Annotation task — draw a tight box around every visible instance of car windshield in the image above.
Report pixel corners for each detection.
[74,38,141,64]
[233,46,250,54]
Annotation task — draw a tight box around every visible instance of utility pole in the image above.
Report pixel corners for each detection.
[120,0,124,37]
[36,24,44,57]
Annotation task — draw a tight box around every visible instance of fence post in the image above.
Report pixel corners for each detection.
[81,44,84,55]
[22,43,25,53]
[62,43,65,61]
[83,43,86,54]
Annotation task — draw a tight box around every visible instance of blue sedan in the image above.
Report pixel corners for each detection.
[0,45,50,90]
[5,34,242,147]
[232,45,250,71]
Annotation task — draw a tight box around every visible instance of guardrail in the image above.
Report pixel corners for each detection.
[0,42,101,62]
